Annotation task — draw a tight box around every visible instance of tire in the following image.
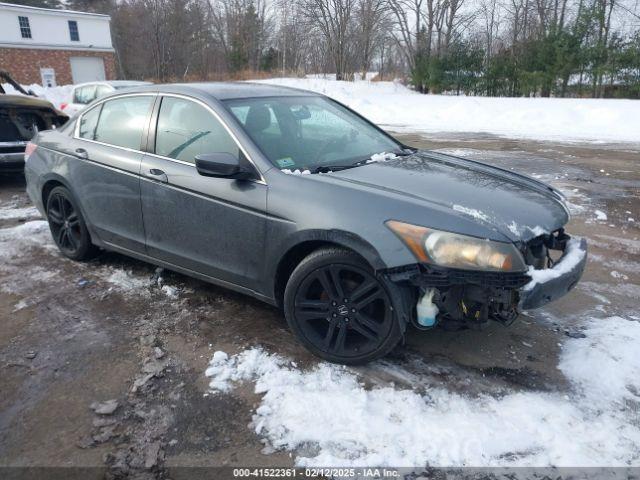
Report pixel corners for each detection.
[45,186,97,261]
[284,247,406,365]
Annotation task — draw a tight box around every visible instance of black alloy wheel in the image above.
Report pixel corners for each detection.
[284,248,403,364]
[46,186,96,260]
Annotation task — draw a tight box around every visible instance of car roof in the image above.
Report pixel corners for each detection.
[121,81,320,101]
[74,80,152,89]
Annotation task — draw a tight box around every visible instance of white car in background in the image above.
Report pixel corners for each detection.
[61,80,152,116]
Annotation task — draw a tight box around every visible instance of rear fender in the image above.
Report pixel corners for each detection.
[38,171,104,248]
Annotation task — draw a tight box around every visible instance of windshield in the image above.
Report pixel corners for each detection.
[224,96,402,172]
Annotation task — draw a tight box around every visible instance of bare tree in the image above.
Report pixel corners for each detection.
[302,0,357,79]
[354,0,389,76]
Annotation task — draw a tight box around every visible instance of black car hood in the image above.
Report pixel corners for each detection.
[326,151,569,242]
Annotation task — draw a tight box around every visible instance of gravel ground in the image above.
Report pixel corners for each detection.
[0,133,638,478]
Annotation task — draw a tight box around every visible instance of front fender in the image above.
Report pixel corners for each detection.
[280,228,386,270]
[263,228,395,303]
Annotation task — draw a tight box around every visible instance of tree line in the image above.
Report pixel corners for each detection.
[12,0,640,97]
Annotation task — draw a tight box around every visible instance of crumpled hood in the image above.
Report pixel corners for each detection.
[327,151,569,242]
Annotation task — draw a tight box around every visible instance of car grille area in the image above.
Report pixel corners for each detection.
[386,264,530,289]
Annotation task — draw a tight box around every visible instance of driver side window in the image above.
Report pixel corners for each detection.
[155,97,240,163]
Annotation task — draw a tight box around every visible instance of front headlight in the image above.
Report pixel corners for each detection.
[386,220,527,272]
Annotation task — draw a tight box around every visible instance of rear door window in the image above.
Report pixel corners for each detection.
[154,97,240,163]
[94,96,154,150]
[78,105,101,140]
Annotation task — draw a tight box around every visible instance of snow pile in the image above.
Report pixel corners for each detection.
[206,316,640,467]
[0,220,52,259]
[105,269,152,294]
[367,152,397,163]
[281,169,311,175]
[506,222,549,239]
[0,205,41,220]
[161,285,179,299]
[594,209,608,221]
[1,83,73,109]
[559,316,640,407]
[256,78,640,142]
[524,238,586,290]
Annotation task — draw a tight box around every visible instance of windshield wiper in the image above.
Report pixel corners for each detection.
[392,147,416,156]
[312,159,370,174]
[311,149,414,174]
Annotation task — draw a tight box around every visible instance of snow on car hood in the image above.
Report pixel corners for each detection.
[327,150,569,242]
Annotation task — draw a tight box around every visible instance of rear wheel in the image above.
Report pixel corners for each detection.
[284,248,404,364]
[46,186,97,260]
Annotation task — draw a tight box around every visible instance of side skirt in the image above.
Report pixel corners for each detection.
[101,241,277,307]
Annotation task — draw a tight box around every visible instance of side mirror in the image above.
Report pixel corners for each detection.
[195,153,254,180]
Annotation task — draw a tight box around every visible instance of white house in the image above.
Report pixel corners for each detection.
[0,2,115,86]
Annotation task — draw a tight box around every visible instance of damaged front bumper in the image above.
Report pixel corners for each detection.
[386,233,587,329]
[519,237,588,310]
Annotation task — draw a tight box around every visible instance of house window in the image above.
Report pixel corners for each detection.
[18,16,31,39]
[68,20,79,41]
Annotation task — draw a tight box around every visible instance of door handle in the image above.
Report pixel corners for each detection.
[146,168,168,183]
[75,148,89,159]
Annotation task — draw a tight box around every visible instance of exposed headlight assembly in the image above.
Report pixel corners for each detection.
[386,220,527,272]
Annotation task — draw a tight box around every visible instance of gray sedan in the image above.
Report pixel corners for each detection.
[24,82,587,364]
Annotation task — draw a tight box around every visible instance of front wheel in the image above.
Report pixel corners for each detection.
[284,248,404,364]
[46,186,97,261]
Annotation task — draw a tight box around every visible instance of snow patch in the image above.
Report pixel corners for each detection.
[452,204,490,222]
[507,221,520,236]
[594,210,608,221]
[161,285,179,299]
[105,270,151,293]
[505,223,548,239]
[367,151,397,163]
[610,270,629,281]
[281,169,311,175]
[527,225,548,237]
[206,317,640,467]
[524,238,586,291]
[0,220,52,259]
[1,83,73,109]
[0,205,41,220]
[12,298,30,312]
[559,316,640,407]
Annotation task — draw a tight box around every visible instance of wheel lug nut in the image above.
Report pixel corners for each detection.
[332,301,337,306]
[351,308,356,313]
[345,318,349,322]
[332,313,337,318]
[343,299,348,303]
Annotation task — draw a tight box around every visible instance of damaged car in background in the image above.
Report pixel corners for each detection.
[24,83,587,364]
[1,70,68,172]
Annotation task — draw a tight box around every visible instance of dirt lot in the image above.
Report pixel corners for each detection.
[0,133,638,478]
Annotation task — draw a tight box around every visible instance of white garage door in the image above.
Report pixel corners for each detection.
[70,57,106,84]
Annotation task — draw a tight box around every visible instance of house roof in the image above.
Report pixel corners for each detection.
[0,2,110,19]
